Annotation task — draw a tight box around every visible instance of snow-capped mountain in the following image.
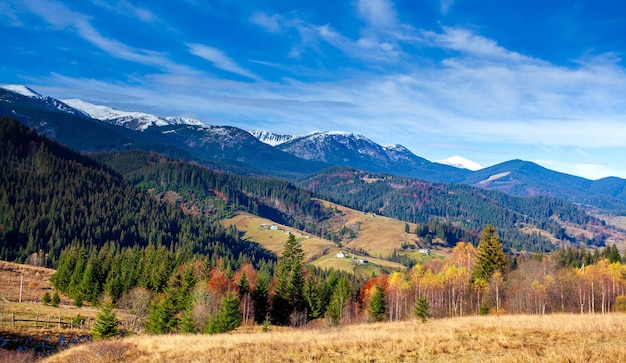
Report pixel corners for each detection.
[249,130,297,146]
[438,155,483,171]
[61,99,205,131]
[438,155,484,171]
[0,84,88,117]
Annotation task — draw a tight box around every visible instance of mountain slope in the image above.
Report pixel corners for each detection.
[299,167,620,252]
[0,117,274,265]
[464,160,626,210]
[0,87,329,178]
[4,85,626,212]
[62,98,205,131]
[276,131,469,183]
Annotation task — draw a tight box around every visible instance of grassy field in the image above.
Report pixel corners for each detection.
[221,198,454,274]
[222,212,405,274]
[42,313,626,363]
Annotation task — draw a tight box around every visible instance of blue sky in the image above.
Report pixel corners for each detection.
[2,0,626,179]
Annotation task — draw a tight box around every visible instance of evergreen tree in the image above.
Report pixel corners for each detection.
[74,294,83,308]
[237,271,250,299]
[326,277,350,325]
[414,297,430,323]
[472,225,508,283]
[91,302,119,340]
[271,233,305,326]
[251,267,270,324]
[369,285,386,322]
[208,293,241,334]
[146,293,179,334]
[51,291,60,307]
[42,291,51,305]
[180,305,197,334]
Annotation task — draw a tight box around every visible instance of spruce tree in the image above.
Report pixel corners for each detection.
[472,225,508,283]
[91,302,119,340]
[51,291,60,307]
[251,267,270,324]
[326,277,350,325]
[414,297,430,323]
[208,293,241,334]
[146,293,179,334]
[42,291,51,305]
[369,285,386,322]
[271,233,305,326]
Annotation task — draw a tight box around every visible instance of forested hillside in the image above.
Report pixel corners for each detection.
[94,150,336,237]
[0,117,273,267]
[300,167,607,252]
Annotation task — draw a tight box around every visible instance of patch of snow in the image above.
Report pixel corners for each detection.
[0,84,42,99]
[249,130,297,146]
[438,155,483,171]
[478,172,511,185]
[62,99,205,131]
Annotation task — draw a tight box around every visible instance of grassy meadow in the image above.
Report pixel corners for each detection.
[41,313,626,363]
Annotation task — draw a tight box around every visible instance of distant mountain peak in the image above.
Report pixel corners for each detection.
[0,84,42,99]
[61,99,206,131]
[249,130,297,146]
[439,155,483,171]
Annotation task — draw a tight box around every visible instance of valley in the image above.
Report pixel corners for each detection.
[2,86,626,362]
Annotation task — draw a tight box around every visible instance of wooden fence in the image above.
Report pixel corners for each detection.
[0,312,93,330]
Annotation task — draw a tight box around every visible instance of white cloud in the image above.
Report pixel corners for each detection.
[440,0,456,15]
[20,0,191,74]
[356,0,398,30]
[187,43,261,81]
[249,12,282,33]
[93,0,158,23]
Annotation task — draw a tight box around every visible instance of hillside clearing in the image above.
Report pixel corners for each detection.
[221,212,405,273]
[43,314,626,363]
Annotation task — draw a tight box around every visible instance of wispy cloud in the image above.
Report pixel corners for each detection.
[249,12,282,33]
[19,0,191,74]
[356,0,398,30]
[92,0,158,23]
[440,0,456,15]
[187,43,261,81]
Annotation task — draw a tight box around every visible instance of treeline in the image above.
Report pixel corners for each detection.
[301,167,601,252]
[55,226,626,336]
[50,233,363,334]
[0,118,273,266]
[355,229,626,323]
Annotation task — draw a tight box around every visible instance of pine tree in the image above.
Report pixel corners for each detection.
[414,297,430,323]
[326,277,350,325]
[180,305,197,334]
[146,293,179,334]
[271,233,305,326]
[91,302,119,340]
[42,291,51,305]
[251,267,270,324]
[369,285,386,322]
[208,293,241,334]
[472,225,508,283]
[51,291,60,307]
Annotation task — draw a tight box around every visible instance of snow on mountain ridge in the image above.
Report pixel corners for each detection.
[249,130,296,146]
[1,84,89,116]
[0,85,42,99]
[439,155,483,171]
[62,99,206,131]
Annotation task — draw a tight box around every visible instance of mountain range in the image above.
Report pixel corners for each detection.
[2,84,626,212]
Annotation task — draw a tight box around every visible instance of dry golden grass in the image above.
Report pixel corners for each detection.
[222,212,335,258]
[317,200,421,258]
[222,212,405,274]
[43,314,626,363]
[0,260,66,304]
